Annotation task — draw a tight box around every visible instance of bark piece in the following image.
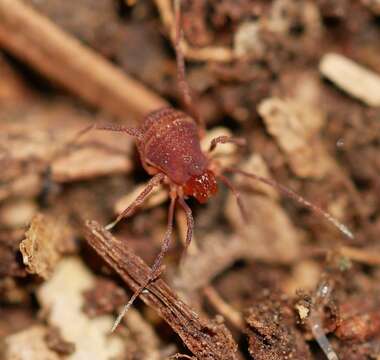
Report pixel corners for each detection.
[84,220,238,360]
[245,293,312,360]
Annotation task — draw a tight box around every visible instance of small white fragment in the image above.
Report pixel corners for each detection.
[3,326,60,360]
[234,22,264,57]
[37,257,124,360]
[320,53,380,107]
[295,304,309,320]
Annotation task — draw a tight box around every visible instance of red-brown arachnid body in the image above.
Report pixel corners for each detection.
[138,107,217,203]
[71,0,354,331]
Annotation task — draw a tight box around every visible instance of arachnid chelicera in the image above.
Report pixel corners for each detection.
[75,0,354,331]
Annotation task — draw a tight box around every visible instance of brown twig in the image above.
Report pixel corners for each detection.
[0,0,167,120]
[84,220,238,360]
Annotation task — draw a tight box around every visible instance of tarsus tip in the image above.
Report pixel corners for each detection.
[105,221,117,231]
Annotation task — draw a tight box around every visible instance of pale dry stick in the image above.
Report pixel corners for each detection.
[0,0,167,120]
[155,0,235,62]
[339,246,380,266]
[203,286,244,330]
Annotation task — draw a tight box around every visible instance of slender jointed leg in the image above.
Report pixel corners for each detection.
[92,123,142,138]
[51,122,142,162]
[218,174,249,223]
[224,167,354,240]
[177,196,194,260]
[209,135,247,153]
[173,0,204,131]
[105,173,165,230]
[111,194,177,332]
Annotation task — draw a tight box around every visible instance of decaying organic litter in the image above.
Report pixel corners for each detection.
[1,1,380,359]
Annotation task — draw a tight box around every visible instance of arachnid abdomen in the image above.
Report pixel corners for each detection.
[137,107,217,203]
[138,108,207,184]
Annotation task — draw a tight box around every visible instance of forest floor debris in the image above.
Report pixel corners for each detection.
[1,1,380,359]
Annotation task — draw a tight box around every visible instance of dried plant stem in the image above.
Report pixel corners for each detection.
[0,0,167,120]
[339,246,380,266]
[203,286,244,329]
[84,221,238,360]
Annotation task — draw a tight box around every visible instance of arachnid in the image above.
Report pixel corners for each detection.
[74,0,354,331]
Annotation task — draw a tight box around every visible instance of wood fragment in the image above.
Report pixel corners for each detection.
[0,0,167,120]
[320,53,380,107]
[84,220,238,360]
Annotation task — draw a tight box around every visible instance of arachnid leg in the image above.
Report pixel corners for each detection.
[224,167,354,240]
[173,0,204,131]
[50,122,142,164]
[218,174,248,223]
[177,196,194,261]
[105,173,165,230]
[209,136,246,153]
[111,194,177,332]
[93,123,142,138]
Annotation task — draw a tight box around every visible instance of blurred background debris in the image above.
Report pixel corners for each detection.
[0,0,380,359]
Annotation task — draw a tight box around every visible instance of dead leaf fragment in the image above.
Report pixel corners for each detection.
[226,194,303,263]
[258,97,334,178]
[20,214,71,279]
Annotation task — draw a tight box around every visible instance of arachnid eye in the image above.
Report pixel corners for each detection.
[183,170,218,203]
